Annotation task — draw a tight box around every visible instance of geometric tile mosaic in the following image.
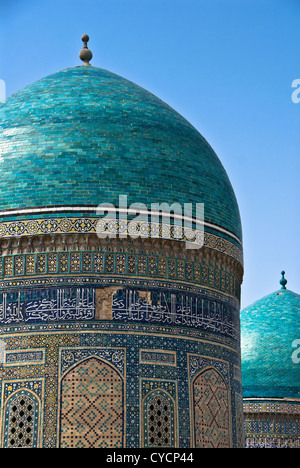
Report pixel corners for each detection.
[192,368,231,448]
[59,357,124,448]
[0,320,243,447]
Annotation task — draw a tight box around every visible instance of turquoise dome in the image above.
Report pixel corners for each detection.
[241,282,300,399]
[0,66,242,242]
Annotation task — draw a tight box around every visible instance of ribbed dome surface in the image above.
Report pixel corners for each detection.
[241,288,300,399]
[0,66,242,241]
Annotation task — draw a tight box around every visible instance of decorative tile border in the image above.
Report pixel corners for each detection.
[0,250,240,300]
[188,353,230,385]
[59,347,126,377]
[4,349,45,366]
[139,349,177,367]
[235,393,245,448]
[244,399,300,448]
[243,400,300,415]
[0,316,239,353]
[0,285,240,340]
[0,217,243,264]
[245,437,300,449]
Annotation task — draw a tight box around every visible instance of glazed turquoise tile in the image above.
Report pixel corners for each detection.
[0,66,242,241]
[241,287,300,399]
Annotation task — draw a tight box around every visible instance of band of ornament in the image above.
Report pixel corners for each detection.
[0,249,241,300]
[0,286,240,340]
[0,217,243,265]
[244,401,300,415]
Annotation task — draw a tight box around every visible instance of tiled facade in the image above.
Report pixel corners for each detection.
[244,401,300,448]
[0,62,245,448]
[0,316,244,447]
[0,225,244,448]
[0,233,244,447]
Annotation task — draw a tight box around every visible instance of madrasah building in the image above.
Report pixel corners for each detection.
[0,35,298,448]
[241,272,300,448]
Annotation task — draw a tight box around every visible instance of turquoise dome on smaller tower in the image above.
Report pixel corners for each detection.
[241,272,300,399]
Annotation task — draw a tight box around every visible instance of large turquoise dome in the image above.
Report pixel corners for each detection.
[0,65,242,243]
[241,280,300,399]
[0,48,245,449]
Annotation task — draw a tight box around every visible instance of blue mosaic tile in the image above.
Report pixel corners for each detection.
[0,66,242,241]
[241,288,300,399]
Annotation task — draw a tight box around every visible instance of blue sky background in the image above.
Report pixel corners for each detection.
[0,0,299,308]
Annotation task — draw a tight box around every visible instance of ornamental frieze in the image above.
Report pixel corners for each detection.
[0,217,243,266]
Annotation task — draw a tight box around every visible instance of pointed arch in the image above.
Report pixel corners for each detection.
[2,389,40,448]
[192,367,231,448]
[59,356,124,448]
[142,388,177,448]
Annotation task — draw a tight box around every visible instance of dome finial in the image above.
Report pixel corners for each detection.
[280,270,287,290]
[79,34,93,66]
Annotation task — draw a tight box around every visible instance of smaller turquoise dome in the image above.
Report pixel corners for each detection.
[241,280,300,399]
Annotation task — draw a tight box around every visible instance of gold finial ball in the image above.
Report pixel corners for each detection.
[81,34,90,43]
[79,48,93,63]
[79,34,93,64]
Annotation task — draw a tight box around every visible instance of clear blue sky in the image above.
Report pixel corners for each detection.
[0,0,299,308]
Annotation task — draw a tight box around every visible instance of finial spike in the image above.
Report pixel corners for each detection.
[79,34,93,66]
[280,271,287,290]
